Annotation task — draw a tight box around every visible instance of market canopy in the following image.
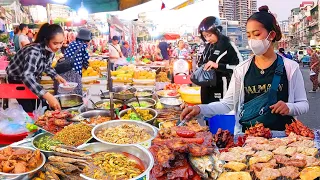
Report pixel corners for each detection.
[18,0,151,13]
[162,33,180,40]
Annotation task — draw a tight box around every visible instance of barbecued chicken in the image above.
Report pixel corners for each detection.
[250,159,277,172]
[279,166,300,179]
[255,167,281,180]
[274,154,307,168]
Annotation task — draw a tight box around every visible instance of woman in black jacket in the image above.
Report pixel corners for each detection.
[198,16,243,104]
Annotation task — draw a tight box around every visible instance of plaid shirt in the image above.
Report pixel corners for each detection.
[6,43,57,97]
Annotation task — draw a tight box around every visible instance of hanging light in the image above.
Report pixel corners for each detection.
[52,0,67,3]
[78,0,88,20]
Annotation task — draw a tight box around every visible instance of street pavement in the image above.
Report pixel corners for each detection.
[299,65,320,129]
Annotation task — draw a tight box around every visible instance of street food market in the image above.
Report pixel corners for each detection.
[0,0,320,179]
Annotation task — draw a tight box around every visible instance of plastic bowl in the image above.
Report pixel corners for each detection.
[59,82,78,91]
[179,86,201,104]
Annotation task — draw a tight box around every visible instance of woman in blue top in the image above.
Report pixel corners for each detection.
[54,28,92,95]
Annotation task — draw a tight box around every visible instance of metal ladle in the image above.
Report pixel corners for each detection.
[89,99,99,109]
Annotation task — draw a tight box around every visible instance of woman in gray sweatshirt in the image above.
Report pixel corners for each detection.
[180,6,309,133]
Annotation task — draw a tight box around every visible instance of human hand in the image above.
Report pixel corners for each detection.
[204,61,218,71]
[45,93,61,110]
[270,101,289,115]
[180,106,201,121]
[180,102,188,109]
[55,75,67,85]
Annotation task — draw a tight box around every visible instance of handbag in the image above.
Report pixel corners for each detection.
[55,43,84,74]
[190,64,217,87]
[239,56,287,131]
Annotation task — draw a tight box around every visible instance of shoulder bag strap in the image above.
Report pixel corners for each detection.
[70,43,84,60]
[110,44,120,54]
[267,55,284,104]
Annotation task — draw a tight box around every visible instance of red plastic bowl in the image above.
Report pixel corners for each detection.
[0,132,28,145]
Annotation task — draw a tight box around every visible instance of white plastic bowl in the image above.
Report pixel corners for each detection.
[59,82,78,91]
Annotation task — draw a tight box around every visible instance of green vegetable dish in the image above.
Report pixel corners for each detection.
[122,109,153,121]
[34,135,62,151]
[128,101,152,108]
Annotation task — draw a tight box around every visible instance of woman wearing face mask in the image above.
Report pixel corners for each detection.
[180,6,309,133]
[6,23,66,112]
[197,16,242,104]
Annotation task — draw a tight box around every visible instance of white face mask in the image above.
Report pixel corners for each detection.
[45,46,54,53]
[248,33,271,56]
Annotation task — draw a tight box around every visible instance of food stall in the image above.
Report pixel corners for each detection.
[0,55,320,180]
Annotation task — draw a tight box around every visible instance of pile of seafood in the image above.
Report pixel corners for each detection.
[32,146,90,180]
[35,110,73,134]
[219,132,320,180]
[96,124,152,144]
[0,147,43,174]
[150,120,224,179]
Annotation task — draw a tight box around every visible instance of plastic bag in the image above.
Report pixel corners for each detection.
[190,64,217,87]
[0,105,34,135]
[32,101,47,121]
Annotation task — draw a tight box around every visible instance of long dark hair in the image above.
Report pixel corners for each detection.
[34,23,64,44]
[247,6,282,42]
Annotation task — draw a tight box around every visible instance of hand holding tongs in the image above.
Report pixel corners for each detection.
[176,118,187,126]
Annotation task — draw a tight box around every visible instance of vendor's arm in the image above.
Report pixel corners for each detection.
[22,53,47,97]
[198,68,240,117]
[181,69,240,120]
[285,68,309,116]
[22,53,61,109]
[44,66,58,79]
[44,66,66,84]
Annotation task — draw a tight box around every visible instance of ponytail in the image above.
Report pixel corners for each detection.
[34,23,63,44]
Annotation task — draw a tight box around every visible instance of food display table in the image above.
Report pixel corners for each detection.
[1,61,319,180]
